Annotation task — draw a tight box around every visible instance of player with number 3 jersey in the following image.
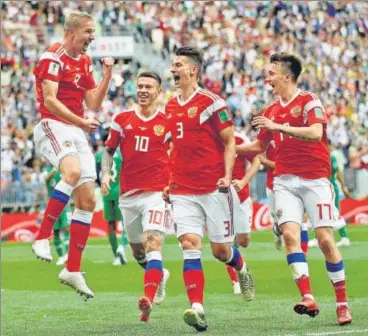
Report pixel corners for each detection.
[164,46,251,332]
[102,72,170,323]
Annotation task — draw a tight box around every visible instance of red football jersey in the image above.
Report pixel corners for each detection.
[34,42,96,123]
[257,90,331,179]
[233,132,254,202]
[105,109,169,194]
[265,140,276,190]
[166,88,233,194]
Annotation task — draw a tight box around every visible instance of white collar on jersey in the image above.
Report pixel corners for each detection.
[63,49,81,61]
[279,88,301,107]
[134,108,160,122]
[176,87,201,106]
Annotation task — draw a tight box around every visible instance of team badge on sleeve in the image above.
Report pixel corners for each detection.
[219,110,231,123]
[314,107,324,118]
[187,106,198,118]
[48,62,60,76]
[153,125,165,136]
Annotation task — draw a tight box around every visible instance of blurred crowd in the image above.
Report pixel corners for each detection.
[1,1,367,209]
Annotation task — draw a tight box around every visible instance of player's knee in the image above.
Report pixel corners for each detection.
[236,234,250,248]
[63,167,81,186]
[108,221,116,232]
[282,229,299,248]
[180,234,202,250]
[143,232,162,252]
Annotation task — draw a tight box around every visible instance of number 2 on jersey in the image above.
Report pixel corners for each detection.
[134,135,149,152]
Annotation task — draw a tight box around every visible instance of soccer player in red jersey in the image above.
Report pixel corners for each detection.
[101,72,170,323]
[237,53,352,326]
[164,46,250,332]
[32,11,114,300]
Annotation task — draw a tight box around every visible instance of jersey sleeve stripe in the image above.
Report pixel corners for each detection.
[199,89,220,101]
[303,99,324,122]
[39,52,64,69]
[199,99,227,124]
[111,120,124,137]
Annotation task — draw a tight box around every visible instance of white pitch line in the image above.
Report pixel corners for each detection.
[306,329,368,336]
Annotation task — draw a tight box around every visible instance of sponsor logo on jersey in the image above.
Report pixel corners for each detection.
[187,106,198,118]
[153,125,165,136]
[138,126,147,130]
[125,124,133,130]
[219,109,231,123]
[48,62,60,76]
[290,106,302,118]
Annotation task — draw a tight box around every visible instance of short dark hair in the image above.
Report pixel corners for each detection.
[175,45,205,77]
[270,53,302,82]
[137,71,161,86]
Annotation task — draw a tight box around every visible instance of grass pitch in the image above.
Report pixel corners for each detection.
[2,226,368,336]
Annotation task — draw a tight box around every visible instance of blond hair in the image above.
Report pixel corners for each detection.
[64,11,93,31]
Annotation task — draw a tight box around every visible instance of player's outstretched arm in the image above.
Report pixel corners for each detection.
[84,57,114,111]
[232,155,261,192]
[236,139,266,156]
[217,126,236,192]
[101,146,116,196]
[42,80,99,132]
[252,116,323,141]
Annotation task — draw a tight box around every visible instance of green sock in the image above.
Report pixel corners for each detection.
[108,231,118,256]
[338,226,348,238]
[53,231,64,257]
[121,230,128,247]
[63,230,70,255]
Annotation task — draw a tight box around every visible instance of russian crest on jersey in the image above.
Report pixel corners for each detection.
[187,106,198,118]
[290,106,302,118]
[153,125,165,136]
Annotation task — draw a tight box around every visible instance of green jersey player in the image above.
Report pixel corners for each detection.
[43,166,71,266]
[330,150,353,246]
[95,147,128,265]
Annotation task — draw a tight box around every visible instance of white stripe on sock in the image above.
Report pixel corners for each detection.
[72,208,93,224]
[146,251,162,262]
[183,249,201,260]
[55,180,74,196]
[328,269,345,283]
[289,262,309,280]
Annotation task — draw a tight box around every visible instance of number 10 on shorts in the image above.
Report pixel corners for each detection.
[148,209,170,227]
